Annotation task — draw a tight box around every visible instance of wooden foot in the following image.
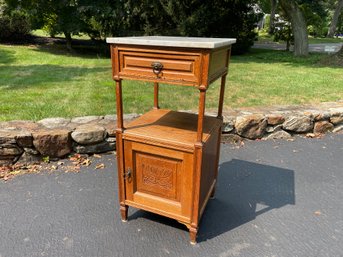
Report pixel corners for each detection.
[189,226,198,245]
[120,205,128,222]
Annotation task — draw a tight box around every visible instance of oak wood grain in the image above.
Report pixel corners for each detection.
[108,41,234,244]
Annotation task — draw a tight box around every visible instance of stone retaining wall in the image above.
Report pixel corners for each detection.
[1,102,342,165]
[0,114,138,166]
[221,101,343,143]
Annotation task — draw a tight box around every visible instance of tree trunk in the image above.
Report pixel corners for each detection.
[279,0,308,56]
[268,0,278,35]
[64,32,72,51]
[327,0,343,38]
[337,44,343,56]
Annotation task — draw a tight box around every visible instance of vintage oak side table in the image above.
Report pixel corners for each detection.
[106,36,236,244]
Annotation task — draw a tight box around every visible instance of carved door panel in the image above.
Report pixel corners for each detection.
[124,140,193,221]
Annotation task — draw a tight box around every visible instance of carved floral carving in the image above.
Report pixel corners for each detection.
[141,163,173,190]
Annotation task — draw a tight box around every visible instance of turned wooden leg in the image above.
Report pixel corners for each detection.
[120,205,128,222]
[189,226,198,245]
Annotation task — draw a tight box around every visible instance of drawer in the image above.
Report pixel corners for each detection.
[118,50,201,85]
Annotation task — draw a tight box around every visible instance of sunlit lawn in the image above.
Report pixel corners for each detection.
[0,43,342,121]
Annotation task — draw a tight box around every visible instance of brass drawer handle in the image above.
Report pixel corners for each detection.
[151,62,163,75]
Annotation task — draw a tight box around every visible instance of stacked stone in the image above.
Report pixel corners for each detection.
[0,121,39,165]
[0,114,138,166]
[222,106,343,141]
[1,102,342,165]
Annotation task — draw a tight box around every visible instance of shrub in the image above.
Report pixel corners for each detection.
[0,9,31,41]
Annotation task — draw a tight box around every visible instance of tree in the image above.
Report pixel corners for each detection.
[279,0,308,56]
[327,0,343,37]
[4,0,262,53]
[300,0,329,37]
[4,0,92,50]
[269,0,278,35]
[0,0,31,41]
[120,0,262,54]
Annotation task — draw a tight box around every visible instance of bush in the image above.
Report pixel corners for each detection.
[0,9,31,41]
[273,18,293,51]
[98,0,262,55]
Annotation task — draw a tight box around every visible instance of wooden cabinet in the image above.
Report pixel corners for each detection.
[107,36,236,244]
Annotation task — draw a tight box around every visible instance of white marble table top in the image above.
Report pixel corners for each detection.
[106,36,236,49]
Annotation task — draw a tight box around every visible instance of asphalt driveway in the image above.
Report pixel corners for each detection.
[253,42,343,53]
[1,134,343,257]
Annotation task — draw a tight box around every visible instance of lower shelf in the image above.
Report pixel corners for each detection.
[117,109,222,244]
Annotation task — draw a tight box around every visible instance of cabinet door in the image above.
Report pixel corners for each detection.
[124,140,194,222]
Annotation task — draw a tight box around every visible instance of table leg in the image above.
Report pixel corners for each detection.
[189,226,198,245]
[120,204,128,222]
[197,87,207,143]
[217,75,226,119]
[153,82,160,109]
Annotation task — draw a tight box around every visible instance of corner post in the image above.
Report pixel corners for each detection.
[217,75,226,119]
[115,79,128,221]
[116,80,124,131]
[153,82,160,109]
[197,86,207,143]
[217,47,231,119]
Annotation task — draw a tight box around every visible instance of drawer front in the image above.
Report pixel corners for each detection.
[118,50,201,85]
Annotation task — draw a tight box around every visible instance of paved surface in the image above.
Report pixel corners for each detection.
[253,42,343,53]
[1,134,343,257]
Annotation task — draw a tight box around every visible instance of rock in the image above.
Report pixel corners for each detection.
[265,124,283,133]
[0,120,41,131]
[264,130,292,140]
[282,115,314,133]
[104,115,117,121]
[0,122,9,129]
[37,118,71,129]
[102,122,117,137]
[221,134,243,144]
[124,113,140,120]
[329,107,343,115]
[15,131,33,147]
[314,121,334,134]
[330,115,343,125]
[333,125,343,133]
[106,137,116,143]
[71,116,103,124]
[0,130,16,144]
[302,110,315,119]
[33,129,72,157]
[329,108,343,125]
[0,144,23,156]
[0,129,32,147]
[313,112,331,121]
[94,119,117,136]
[235,114,267,139]
[0,158,15,166]
[24,148,40,155]
[222,116,235,133]
[73,140,115,154]
[267,114,285,125]
[71,125,107,145]
[16,152,42,164]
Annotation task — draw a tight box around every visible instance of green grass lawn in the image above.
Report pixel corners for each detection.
[31,29,91,40]
[0,43,342,121]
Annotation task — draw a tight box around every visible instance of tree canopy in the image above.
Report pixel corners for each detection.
[2,0,262,53]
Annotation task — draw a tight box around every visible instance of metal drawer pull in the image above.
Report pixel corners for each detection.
[151,62,163,75]
[124,168,132,180]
